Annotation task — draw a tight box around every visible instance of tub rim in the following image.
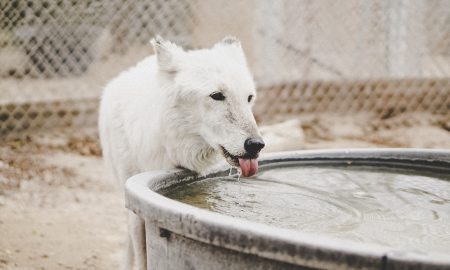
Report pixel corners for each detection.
[125,148,450,269]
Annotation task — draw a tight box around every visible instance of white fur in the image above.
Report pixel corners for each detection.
[99,36,261,270]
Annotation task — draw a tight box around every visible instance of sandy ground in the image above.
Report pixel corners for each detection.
[0,128,124,270]
[0,112,449,270]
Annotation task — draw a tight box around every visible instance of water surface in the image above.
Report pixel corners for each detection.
[164,163,450,254]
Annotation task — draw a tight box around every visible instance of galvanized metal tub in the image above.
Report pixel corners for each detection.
[125,149,450,270]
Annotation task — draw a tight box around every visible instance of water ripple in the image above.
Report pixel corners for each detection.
[165,164,450,254]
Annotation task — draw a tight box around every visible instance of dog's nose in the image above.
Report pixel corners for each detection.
[244,137,265,155]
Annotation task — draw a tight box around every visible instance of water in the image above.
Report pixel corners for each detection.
[163,162,450,254]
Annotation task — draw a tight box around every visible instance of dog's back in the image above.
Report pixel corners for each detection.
[99,55,165,188]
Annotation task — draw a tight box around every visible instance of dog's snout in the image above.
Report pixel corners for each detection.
[244,137,265,155]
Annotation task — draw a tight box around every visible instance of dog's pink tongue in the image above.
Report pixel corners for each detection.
[238,158,258,177]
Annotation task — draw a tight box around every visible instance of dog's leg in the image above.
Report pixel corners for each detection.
[122,221,134,270]
[128,210,146,270]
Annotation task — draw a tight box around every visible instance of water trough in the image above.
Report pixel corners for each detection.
[125,149,450,270]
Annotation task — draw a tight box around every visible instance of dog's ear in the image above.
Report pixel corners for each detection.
[214,36,247,65]
[150,36,184,73]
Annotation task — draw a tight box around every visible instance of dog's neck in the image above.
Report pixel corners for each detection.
[160,106,220,174]
[163,127,220,174]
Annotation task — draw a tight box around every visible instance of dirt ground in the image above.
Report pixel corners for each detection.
[0,127,125,270]
[0,112,449,270]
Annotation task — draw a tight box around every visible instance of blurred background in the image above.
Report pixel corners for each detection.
[0,0,449,134]
[0,1,449,269]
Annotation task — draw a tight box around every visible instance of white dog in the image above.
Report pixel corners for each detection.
[98,36,265,269]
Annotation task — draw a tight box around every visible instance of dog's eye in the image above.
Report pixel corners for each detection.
[248,95,253,103]
[210,92,225,101]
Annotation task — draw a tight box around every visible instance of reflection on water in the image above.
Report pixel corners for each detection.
[164,163,450,254]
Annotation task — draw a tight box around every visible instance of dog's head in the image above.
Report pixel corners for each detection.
[152,36,264,177]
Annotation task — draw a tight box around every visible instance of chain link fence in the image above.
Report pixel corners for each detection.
[1,0,449,137]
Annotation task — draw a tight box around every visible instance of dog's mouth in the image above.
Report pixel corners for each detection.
[220,146,259,177]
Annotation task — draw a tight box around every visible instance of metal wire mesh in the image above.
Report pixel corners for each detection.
[1,0,449,137]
